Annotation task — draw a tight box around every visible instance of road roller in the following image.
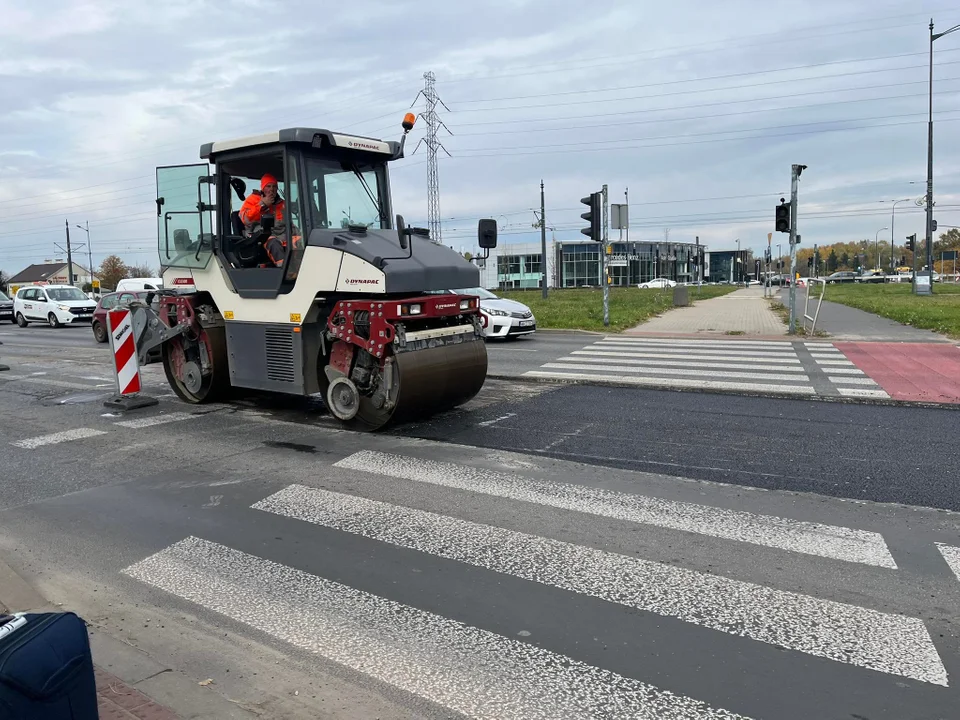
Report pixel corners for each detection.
[130,115,498,431]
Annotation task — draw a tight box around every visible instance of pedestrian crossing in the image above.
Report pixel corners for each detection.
[120,447,951,719]
[523,337,891,398]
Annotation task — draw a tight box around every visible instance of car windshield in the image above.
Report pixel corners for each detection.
[453,287,498,299]
[0,291,8,301]
[306,157,385,230]
[46,288,88,301]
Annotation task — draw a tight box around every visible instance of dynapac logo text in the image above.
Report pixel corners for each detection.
[347,141,381,151]
[346,278,380,284]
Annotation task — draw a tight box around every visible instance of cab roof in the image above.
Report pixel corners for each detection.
[199,128,399,160]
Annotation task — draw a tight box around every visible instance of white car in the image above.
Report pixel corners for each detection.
[638,278,677,289]
[13,285,98,328]
[450,287,536,339]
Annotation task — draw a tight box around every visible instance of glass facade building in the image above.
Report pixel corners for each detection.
[480,240,751,289]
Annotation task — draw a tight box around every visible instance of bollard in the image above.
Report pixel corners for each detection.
[0,339,8,372]
[103,308,158,411]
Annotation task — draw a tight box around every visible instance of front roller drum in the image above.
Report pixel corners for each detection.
[161,325,230,404]
[330,339,488,432]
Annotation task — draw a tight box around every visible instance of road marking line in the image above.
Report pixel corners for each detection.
[542,363,809,382]
[255,485,942,684]
[333,450,896,568]
[521,370,818,394]
[123,537,753,720]
[603,337,794,347]
[811,368,864,375]
[573,349,803,364]
[11,427,108,449]
[477,413,517,428]
[113,412,198,429]
[565,355,807,373]
[935,543,960,582]
[595,343,797,359]
[827,376,880,386]
[837,388,891,398]
[814,359,857,366]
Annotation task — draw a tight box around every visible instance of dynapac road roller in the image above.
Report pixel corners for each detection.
[130,115,499,431]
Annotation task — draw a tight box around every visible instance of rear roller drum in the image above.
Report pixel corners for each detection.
[162,326,230,404]
[319,339,488,432]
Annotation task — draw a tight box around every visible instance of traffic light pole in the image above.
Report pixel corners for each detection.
[602,184,609,328]
[788,164,802,334]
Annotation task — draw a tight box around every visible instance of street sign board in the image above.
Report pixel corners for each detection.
[610,204,628,230]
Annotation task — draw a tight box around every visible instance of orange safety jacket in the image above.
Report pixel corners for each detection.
[239,192,285,227]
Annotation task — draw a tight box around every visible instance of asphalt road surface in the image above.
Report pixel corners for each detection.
[1,335,959,719]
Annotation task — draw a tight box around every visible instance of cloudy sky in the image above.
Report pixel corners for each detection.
[1,0,959,275]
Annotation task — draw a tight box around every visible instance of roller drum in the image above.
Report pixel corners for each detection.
[335,336,488,432]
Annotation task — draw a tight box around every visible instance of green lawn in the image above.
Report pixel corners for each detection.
[495,285,737,333]
[821,282,960,339]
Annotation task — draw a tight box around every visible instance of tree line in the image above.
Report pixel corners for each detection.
[770,228,960,276]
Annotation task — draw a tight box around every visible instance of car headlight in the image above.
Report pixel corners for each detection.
[58,305,71,311]
[487,309,508,317]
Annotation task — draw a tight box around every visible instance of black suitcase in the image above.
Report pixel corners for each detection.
[0,612,99,720]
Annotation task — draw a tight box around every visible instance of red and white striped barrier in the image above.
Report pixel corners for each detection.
[107,308,141,396]
[104,308,157,411]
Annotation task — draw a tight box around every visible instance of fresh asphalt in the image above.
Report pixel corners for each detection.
[2,325,960,719]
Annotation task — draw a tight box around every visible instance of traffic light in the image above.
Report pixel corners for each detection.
[905,234,916,252]
[580,192,601,241]
[775,200,790,233]
[807,256,813,268]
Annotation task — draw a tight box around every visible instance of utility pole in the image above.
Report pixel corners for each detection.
[540,180,547,299]
[624,188,629,244]
[64,220,74,286]
[788,164,807,333]
[602,184,609,327]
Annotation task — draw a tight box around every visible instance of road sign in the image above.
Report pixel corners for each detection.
[610,204,628,230]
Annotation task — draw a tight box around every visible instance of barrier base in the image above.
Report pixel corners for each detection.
[103,393,159,411]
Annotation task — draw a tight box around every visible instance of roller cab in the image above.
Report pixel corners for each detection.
[141,119,499,430]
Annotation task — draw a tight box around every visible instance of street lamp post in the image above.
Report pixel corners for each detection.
[75,221,93,291]
[925,18,960,293]
[875,227,888,270]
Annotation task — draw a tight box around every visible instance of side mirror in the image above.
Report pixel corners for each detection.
[478,219,498,249]
[396,214,408,250]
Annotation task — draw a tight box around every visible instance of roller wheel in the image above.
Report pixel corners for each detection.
[318,339,488,432]
[162,325,230,403]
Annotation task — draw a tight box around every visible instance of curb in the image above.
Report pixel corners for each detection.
[0,555,48,613]
[487,373,960,411]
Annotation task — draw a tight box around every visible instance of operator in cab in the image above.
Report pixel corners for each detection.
[239,173,291,269]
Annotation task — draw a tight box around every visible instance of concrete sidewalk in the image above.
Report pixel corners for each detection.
[0,556,260,720]
[626,285,786,336]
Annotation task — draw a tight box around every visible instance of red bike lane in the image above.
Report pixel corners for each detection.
[833,342,960,404]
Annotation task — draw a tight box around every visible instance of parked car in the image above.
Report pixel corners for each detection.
[446,287,536,339]
[824,271,858,284]
[638,278,677,289]
[0,290,13,323]
[116,277,164,292]
[858,271,886,283]
[91,291,152,343]
[13,285,97,327]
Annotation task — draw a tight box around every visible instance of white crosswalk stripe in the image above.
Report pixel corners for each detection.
[253,484,942,683]
[524,338,817,394]
[124,536,753,720]
[121,450,951,718]
[936,543,960,582]
[333,450,896,568]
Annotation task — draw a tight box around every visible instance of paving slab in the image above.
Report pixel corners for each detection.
[627,286,786,336]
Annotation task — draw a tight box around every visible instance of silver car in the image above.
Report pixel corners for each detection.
[451,287,536,339]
